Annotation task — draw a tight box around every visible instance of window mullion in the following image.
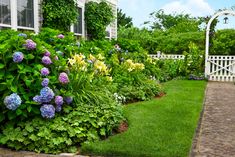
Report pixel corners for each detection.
[11,0,17,30]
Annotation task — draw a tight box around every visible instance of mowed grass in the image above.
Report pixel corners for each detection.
[81,80,207,157]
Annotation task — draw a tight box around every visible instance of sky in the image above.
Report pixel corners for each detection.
[118,0,235,29]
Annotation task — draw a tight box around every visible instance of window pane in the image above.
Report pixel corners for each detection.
[17,0,34,28]
[0,0,11,25]
[74,7,82,34]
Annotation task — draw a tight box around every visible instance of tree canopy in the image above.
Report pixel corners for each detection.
[117,8,133,29]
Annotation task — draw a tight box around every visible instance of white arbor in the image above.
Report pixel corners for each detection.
[205,10,235,81]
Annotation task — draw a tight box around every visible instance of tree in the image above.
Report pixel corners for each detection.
[117,8,133,29]
[146,9,203,32]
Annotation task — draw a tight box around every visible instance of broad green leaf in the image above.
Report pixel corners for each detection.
[0,63,4,69]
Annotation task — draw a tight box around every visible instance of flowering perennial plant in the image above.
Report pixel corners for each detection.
[41,67,50,76]
[40,104,55,119]
[57,34,65,39]
[42,56,52,65]
[4,93,22,110]
[55,96,63,106]
[64,96,73,104]
[44,50,51,56]
[40,87,55,103]
[94,60,109,75]
[24,39,36,50]
[68,54,87,71]
[124,59,145,72]
[59,72,69,84]
[41,78,49,87]
[13,52,24,63]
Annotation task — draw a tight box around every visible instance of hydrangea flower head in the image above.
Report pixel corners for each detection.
[57,34,64,39]
[33,95,42,103]
[4,93,22,110]
[41,67,50,76]
[44,50,51,56]
[40,104,55,119]
[59,72,69,84]
[42,56,52,65]
[64,96,73,104]
[13,52,24,63]
[41,78,49,87]
[25,39,36,50]
[40,87,55,103]
[55,96,63,106]
[18,33,27,38]
[55,105,62,112]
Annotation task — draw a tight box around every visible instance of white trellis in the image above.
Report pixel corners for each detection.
[205,10,235,82]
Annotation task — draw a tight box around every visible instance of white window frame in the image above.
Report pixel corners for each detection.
[71,1,85,37]
[0,0,39,33]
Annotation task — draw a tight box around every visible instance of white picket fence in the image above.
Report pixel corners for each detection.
[206,55,235,82]
[149,52,235,82]
[149,52,185,60]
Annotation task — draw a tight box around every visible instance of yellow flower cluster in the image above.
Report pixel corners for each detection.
[94,60,109,75]
[68,54,87,71]
[124,59,145,72]
[146,57,156,65]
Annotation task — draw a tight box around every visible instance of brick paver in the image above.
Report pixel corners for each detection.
[191,82,235,157]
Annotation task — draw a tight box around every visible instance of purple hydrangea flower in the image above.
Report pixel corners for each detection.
[33,95,42,103]
[57,34,64,39]
[24,39,36,50]
[59,72,69,84]
[55,96,63,106]
[41,78,49,87]
[40,104,55,119]
[40,87,55,103]
[13,52,24,63]
[18,33,27,38]
[44,50,51,56]
[64,96,73,104]
[55,105,62,112]
[41,67,50,76]
[42,56,52,65]
[4,93,22,110]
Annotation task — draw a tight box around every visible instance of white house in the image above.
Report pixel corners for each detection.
[0,0,117,39]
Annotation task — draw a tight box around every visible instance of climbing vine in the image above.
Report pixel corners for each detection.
[42,0,78,32]
[85,1,114,40]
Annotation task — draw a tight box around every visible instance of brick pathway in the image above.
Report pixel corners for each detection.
[191,82,235,157]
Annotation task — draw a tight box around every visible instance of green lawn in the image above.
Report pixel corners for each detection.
[81,80,207,157]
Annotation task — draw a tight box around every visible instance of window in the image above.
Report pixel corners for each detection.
[17,0,34,28]
[74,7,82,34]
[0,0,11,25]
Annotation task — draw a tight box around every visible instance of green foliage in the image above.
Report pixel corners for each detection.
[147,9,203,31]
[211,29,235,55]
[0,100,123,154]
[85,1,114,40]
[118,27,205,54]
[42,0,78,31]
[117,8,133,29]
